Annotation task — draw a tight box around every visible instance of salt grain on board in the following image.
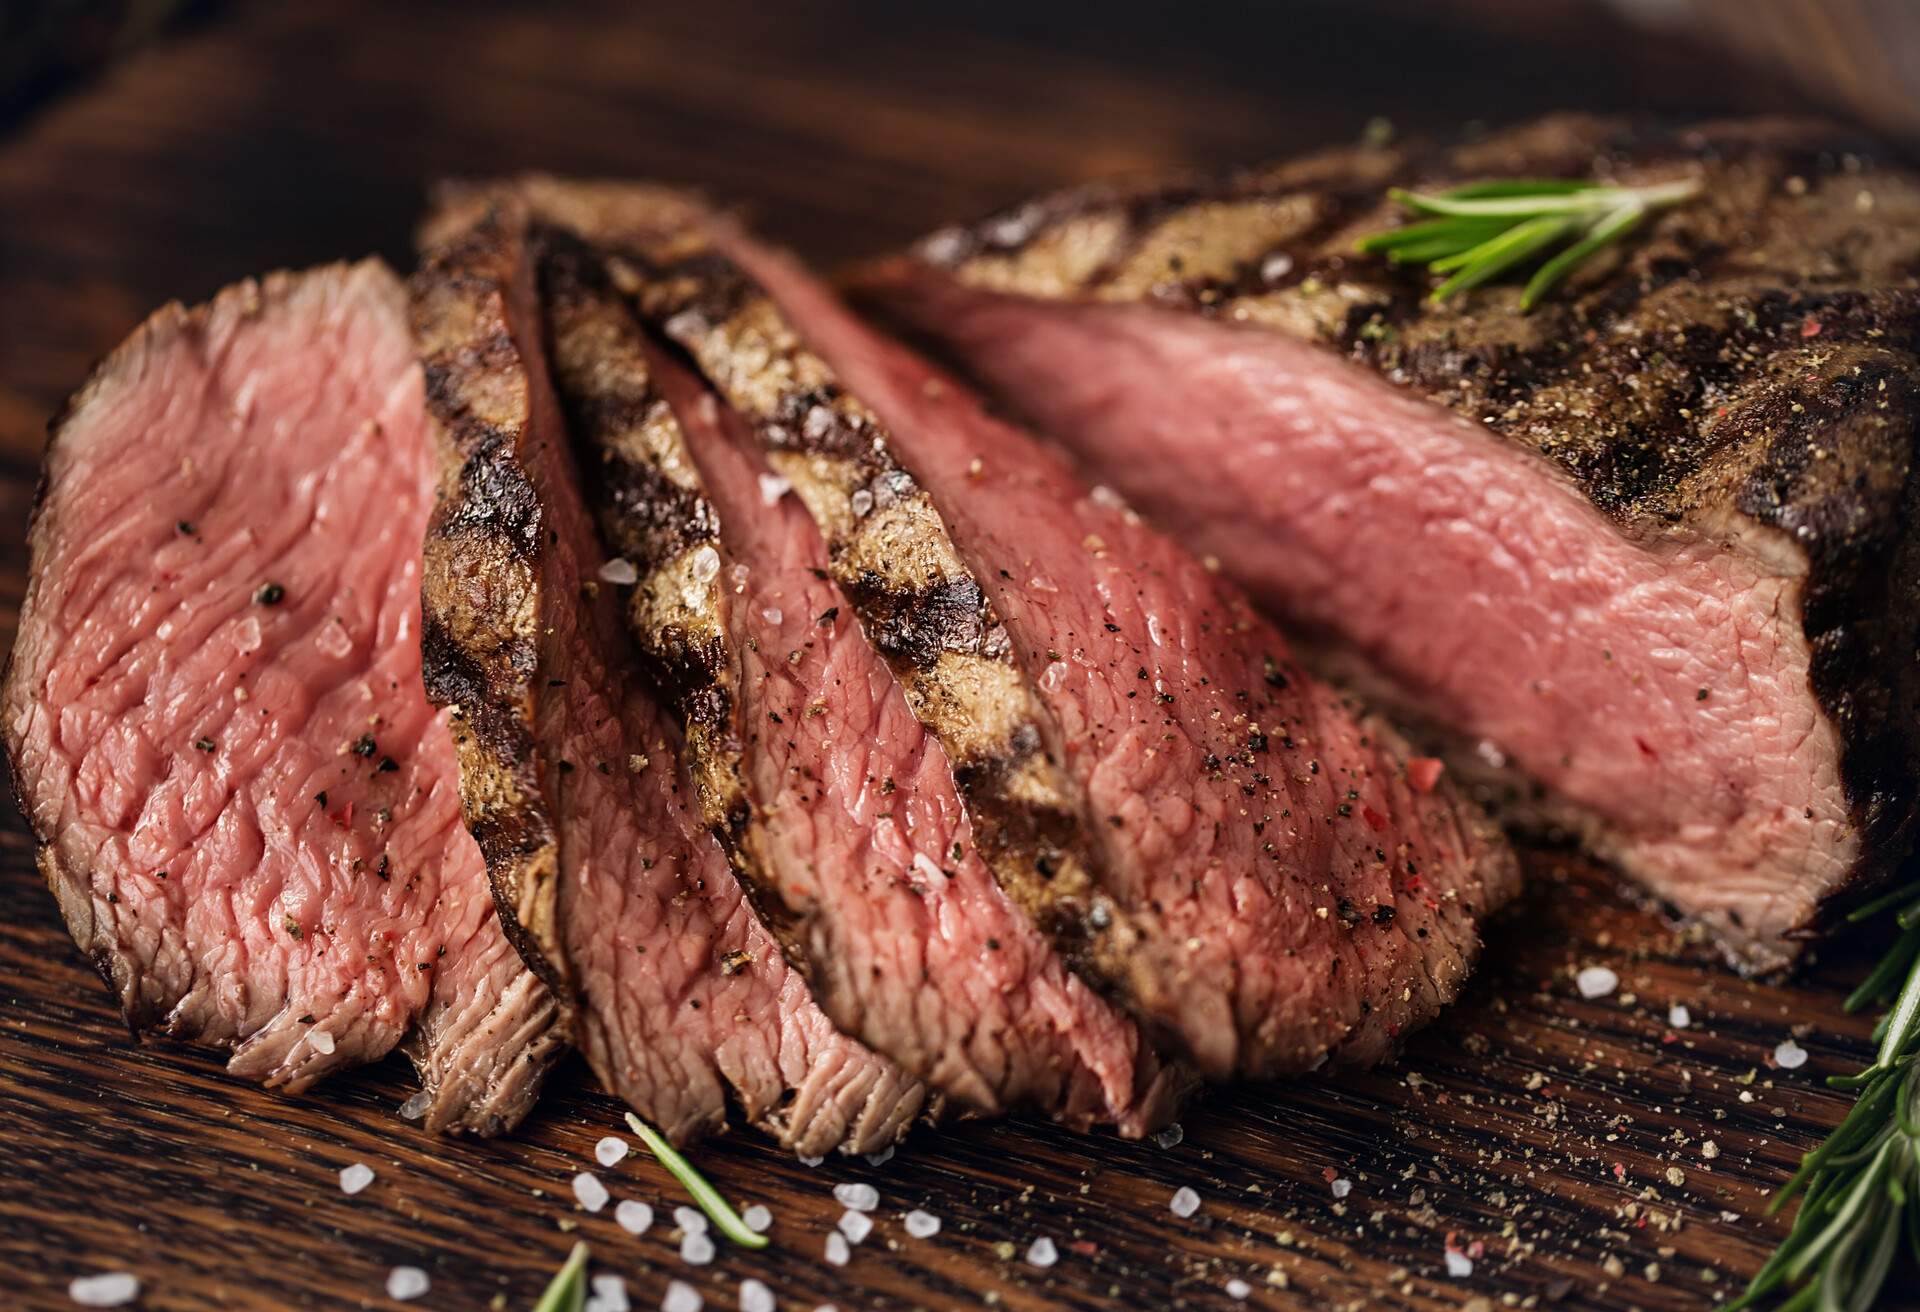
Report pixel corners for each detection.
[824,1232,851,1267]
[574,1172,610,1213]
[398,1090,432,1121]
[1169,1186,1201,1218]
[1152,1123,1184,1149]
[864,1145,895,1166]
[675,1205,710,1235]
[338,1162,375,1195]
[386,1266,431,1302]
[1226,1278,1252,1301]
[1445,1250,1474,1279]
[595,1136,630,1167]
[1669,1003,1692,1029]
[799,1154,824,1168]
[682,1232,716,1266]
[1775,1038,1809,1069]
[837,1210,873,1244]
[662,1280,703,1312]
[1330,1177,1353,1199]
[833,1182,879,1212]
[739,1279,776,1312]
[903,1209,941,1239]
[1575,965,1619,999]
[616,1200,655,1236]
[68,1273,139,1308]
[741,1204,773,1234]
[1026,1237,1058,1269]
[589,1274,632,1312]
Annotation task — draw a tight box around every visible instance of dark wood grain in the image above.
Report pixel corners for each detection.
[0,3,1902,1309]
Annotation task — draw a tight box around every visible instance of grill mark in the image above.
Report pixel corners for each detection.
[411,206,570,1003]
[535,226,815,970]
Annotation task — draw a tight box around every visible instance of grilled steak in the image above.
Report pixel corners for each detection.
[531,215,1187,1132]
[538,190,1517,1080]
[3,262,562,1131]
[858,115,1920,970]
[413,193,925,1152]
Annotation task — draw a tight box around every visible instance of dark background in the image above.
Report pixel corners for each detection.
[1,4,1915,1310]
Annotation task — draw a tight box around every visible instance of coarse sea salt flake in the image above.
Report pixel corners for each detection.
[1576,965,1619,999]
[742,1204,773,1233]
[1226,1278,1251,1301]
[759,472,792,505]
[68,1273,139,1307]
[589,1273,631,1312]
[1153,1123,1184,1149]
[573,1172,610,1213]
[387,1266,431,1301]
[675,1205,709,1235]
[833,1182,879,1212]
[309,1028,335,1055]
[1669,1003,1692,1029]
[662,1280,703,1312]
[1026,1237,1058,1268]
[739,1279,775,1312]
[864,1145,895,1166]
[595,1136,629,1167]
[1330,1177,1352,1199]
[1775,1038,1809,1069]
[339,1162,375,1195]
[824,1232,851,1266]
[599,557,640,586]
[682,1231,716,1265]
[904,1209,940,1238]
[616,1199,654,1235]
[1169,1186,1201,1218]
[838,1210,873,1244]
[398,1090,431,1121]
[1445,1250,1474,1279]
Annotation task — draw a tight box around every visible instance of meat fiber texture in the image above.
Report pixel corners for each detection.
[537,222,1188,1135]
[856,115,1920,970]
[413,194,925,1154]
[600,205,1520,1082]
[3,261,563,1132]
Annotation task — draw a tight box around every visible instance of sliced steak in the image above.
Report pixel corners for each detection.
[537,225,1187,1133]
[3,261,562,1131]
[413,193,925,1152]
[858,114,1920,969]
[550,192,1517,1079]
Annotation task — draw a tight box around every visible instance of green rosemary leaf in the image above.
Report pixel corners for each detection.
[1521,203,1642,308]
[1356,176,1698,309]
[1430,215,1579,302]
[624,1112,771,1249]
[1877,956,1920,1069]
[1844,924,1920,1013]
[1846,879,1920,923]
[531,1242,589,1312]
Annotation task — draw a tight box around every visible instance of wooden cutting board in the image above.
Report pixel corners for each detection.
[0,4,1903,1308]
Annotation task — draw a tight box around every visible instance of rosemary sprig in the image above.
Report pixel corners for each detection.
[531,1241,589,1312]
[1354,177,1698,309]
[625,1112,771,1249]
[1721,881,1920,1311]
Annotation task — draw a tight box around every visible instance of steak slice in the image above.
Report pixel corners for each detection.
[537,223,1188,1133]
[554,191,1517,1079]
[413,193,925,1152]
[857,114,1920,970]
[2,261,562,1131]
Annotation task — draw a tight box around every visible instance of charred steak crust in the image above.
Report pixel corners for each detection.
[412,205,568,998]
[898,114,1920,924]
[534,227,809,959]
